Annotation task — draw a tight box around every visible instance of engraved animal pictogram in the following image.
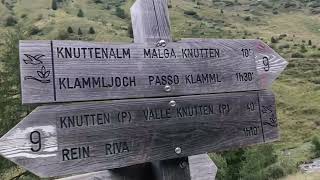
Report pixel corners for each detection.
[263,114,278,127]
[23,54,45,65]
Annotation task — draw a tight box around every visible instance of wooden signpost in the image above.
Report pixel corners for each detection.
[0,91,277,177]
[0,0,287,179]
[20,39,287,104]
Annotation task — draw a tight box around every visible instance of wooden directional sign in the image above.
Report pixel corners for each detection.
[19,40,287,104]
[0,90,278,177]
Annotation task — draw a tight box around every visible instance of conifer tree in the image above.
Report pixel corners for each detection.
[52,0,58,10]
[77,9,84,17]
[89,27,95,34]
[78,27,83,35]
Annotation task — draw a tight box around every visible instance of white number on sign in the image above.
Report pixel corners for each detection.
[263,57,270,71]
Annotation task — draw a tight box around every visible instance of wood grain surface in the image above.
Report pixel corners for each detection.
[0,90,278,177]
[19,40,287,104]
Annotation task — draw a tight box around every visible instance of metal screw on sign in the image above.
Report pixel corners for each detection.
[164,85,171,92]
[156,39,166,47]
[169,100,176,107]
[175,147,182,155]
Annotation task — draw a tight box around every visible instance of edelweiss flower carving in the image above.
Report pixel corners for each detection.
[23,54,51,84]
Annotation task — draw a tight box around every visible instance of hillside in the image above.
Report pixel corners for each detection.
[0,0,320,179]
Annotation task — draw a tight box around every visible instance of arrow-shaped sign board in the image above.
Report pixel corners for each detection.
[19,40,287,104]
[0,90,278,177]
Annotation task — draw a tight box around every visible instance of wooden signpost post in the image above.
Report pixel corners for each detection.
[0,0,287,179]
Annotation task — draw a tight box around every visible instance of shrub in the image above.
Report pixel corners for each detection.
[4,16,17,26]
[67,26,73,33]
[271,36,278,43]
[52,0,57,10]
[310,53,320,58]
[93,0,102,3]
[36,14,43,21]
[239,145,277,180]
[309,2,320,8]
[244,16,251,21]
[89,27,95,34]
[127,23,133,38]
[115,7,126,19]
[278,43,290,49]
[210,153,228,180]
[21,14,27,18]
[300,45,308,53]
[291,52,304,58]
[77,9,84,17]
[279,34,287,39]
[184,10,197,16]
[311,136,320,157]
[57,30,69,40]
[78,28,83,35]
[265,164,285,179]
[30,26,41,35]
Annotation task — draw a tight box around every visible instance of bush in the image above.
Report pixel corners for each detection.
[300,45,308,53]
[30,26,41,35]
[271,36,278,43]
[279,34,287,39]
[265,164,285,179]
[67,26,73,33]
[115,7,126,19]
[311,136,320,157]
[210,153,228,180]
[93,0,102,3]
[291,52,304,58]
[244,16,251,21]
[89,27,95,34]
[78,28,83,35]
[239,145,277,180]
[127,23,133,38]
[4,16,17,26]
[57,30,69,40]
[77,9,84,17]
[20,14,27,18]
[0,28,29,178]
[278,43,290,49]
[184,10,197,16]
[310,53,320,58]
[310,2,320,8]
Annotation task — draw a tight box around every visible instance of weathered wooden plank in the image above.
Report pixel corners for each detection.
[19,40,287,104]
[57,163,154,180]
[57,155,217,180]
[0,90,278,177]
[189,154,217,180]
[130,0,171,43]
